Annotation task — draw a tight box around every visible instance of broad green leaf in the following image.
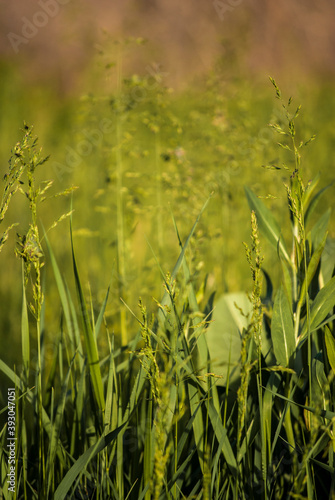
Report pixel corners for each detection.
[271,286,295,366]
[310,209,330,251]
[206,292,252,387]
[311,354,329,415]
[325,326,335,373]
[262,372,280,464]
[301,172,320,213]
[280,257,293,312]
[244,186,290,263]
[321,237,335,284]
[304,182,333,228]
[299,276,335,343]
[298,231,327,309]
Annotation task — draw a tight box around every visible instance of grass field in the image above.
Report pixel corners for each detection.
[0,47,335,499]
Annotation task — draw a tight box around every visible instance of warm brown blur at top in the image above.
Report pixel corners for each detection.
[1,0,335,94]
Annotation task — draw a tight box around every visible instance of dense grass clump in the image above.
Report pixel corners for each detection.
[0,79,335,499]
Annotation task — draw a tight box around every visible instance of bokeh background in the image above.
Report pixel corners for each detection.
[1,0,335,366]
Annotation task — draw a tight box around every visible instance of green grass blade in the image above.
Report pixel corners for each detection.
[46,355,75,497]
[70,221,105,412]
[207,398,237,476]
[187,381,206,474]
[54,423,127,500]
[325,326,335,373]
[143,397,153,500]
[301,172,320,212]
[95,286,110,339]
[44,232,75,348]
[304,182,333,228]
[21,261,30,383]
[310,208,331,250]
[66,281,84,371]
[271,285,295,366]
[104,335,116,430]
[298,231,327,309]
[263,388,335,420]
[245,186,291,263]
[299,275,335,343]
[154,193,213,329]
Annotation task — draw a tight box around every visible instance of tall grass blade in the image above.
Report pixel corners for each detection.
[21,262,30,383]
[298,231,327,309]
[304,182,333,228]
[299,275,335,342]
[95,286,110,339]
[263,388,335,420]
[325,326,335,373]
[70,220,105,412]
[271,285,295,365]
[310,208,330,250]
[154,194,213,330]
[54,423,127,500]
[46,355,75,497]
[207,398,237,475]
[244,186,291,263]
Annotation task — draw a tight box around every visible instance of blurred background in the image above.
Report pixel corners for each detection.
[1,0,335,365]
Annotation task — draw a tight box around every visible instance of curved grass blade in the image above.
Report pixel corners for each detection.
[70,219,105,412]
[95,286,110,339]
[304,182,333,228]
[299,275,335,343]
[263,388,335,421]
[325,326,335,373]
[151,193,213,331]
[0,360,68,467]
[310,209,330,251]
[297,231,328,310]
[244,186,291,263]
[54,423,126,500]
[208,398,237,476]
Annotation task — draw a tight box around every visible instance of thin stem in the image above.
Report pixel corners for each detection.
[115,46,127,345]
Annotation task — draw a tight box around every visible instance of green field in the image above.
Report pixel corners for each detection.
[1,45,335,499]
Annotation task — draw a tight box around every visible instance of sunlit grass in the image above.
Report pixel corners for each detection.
[0,66,335,499]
